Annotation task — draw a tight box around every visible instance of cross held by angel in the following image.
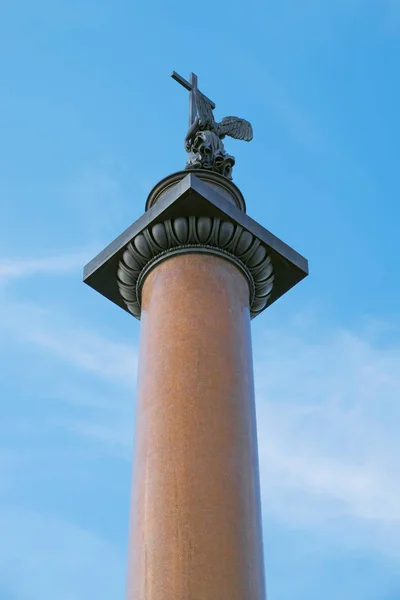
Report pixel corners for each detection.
[172,71,253,181]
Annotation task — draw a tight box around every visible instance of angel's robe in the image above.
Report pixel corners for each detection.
[193,130,225,157]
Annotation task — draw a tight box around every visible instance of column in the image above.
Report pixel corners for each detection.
[126,252,266,600]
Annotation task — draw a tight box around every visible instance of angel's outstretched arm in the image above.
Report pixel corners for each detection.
[184,116,200,151]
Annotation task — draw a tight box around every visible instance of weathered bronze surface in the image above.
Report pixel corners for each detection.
[146,169,246,212]
[172,71,253,180]
[126,253,266,600]
[83,172,308,320]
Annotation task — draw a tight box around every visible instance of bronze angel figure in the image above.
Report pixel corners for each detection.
[184,88,253,180]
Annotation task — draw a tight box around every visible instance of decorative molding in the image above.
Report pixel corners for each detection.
[117,216,274,320]
[145,169,246,212]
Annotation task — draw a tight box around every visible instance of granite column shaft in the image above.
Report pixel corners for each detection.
[126,252,266,600]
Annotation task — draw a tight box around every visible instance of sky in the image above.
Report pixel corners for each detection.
[0,0,400,598]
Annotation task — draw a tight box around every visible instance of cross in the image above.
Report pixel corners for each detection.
[171,71,216,128]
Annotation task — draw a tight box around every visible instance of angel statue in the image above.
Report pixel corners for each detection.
[172,71,253,181]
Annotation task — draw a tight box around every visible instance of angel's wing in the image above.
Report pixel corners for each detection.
[194,89,215,127]
[217,117,253,141]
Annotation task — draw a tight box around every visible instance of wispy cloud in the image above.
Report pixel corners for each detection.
[2,247,399,558]
[7,298,398,547]
[1,300,138,389]
[253,317,400,555]
[0,510,124,600]
[16,300,397,549]
[64,418,133,459]
[0,250,92,283]
[230,55,323,152]
[0,244,137,453]
[64,165,133,242]
[259,77,323,151]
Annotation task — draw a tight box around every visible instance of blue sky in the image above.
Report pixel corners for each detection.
[1,0,400,598]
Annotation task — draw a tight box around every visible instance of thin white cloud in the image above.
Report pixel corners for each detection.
[65,418,133,459]
[253,318,400,555]
[260,77,323,151]
[0,250,92,282]
[64,165,132,242]
[23,305,397,544]
[8,300,398,539]
[0,510,124,600]
[2,279,400,556]
[1,301,138,389]
[234,58,323,152]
